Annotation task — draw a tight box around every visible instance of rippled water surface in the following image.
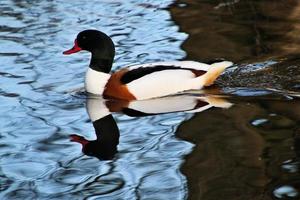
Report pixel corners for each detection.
[1,0,300,200]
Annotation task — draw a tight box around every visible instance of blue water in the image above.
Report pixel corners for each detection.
[0,0,194,199]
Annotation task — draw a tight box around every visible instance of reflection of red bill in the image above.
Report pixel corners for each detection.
[63,39,82,55]
[70,134,89,146]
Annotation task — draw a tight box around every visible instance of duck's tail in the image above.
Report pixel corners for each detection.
[201,61,233,86]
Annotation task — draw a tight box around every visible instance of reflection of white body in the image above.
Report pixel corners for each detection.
[86,96,111,122]
[86,94,232,122]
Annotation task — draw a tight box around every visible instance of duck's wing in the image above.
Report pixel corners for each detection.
[121,64,206,85]
[103,61,233,100]
[127,61,211,71]
[123,61,232,100]
[104,63,208,100]
[125,68,199,100]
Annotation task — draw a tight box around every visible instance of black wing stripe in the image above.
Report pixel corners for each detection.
[120,65,206,84]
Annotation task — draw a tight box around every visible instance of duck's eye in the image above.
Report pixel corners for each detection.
[82,36,87,40]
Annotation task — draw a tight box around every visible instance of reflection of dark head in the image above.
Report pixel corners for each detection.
[71,114,120,160]
[82,140,118,160]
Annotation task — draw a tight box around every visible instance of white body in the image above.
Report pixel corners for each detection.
[84,61,233,100]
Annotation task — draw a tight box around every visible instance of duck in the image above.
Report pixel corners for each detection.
[63,29,233,100]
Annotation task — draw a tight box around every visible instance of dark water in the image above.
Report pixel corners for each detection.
[0,0,300,200]
[171,1,300,199]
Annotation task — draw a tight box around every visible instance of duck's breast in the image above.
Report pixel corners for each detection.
[85,67,111,95]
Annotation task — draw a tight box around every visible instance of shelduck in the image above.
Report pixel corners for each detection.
[63,30,233,100]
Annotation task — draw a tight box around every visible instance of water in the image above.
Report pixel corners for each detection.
[0,0,300,200]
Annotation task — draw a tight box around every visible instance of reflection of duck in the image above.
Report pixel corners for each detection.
[70,114,119,160]
[63,30,233,100]
[71,94,232,160]
[86,94,233,120]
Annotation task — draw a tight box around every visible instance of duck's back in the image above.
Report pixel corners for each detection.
[104,61,232,100]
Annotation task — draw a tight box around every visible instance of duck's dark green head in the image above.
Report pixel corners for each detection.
[63,30,115,73]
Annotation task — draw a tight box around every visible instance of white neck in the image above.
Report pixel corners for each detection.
[85,67,111,95]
